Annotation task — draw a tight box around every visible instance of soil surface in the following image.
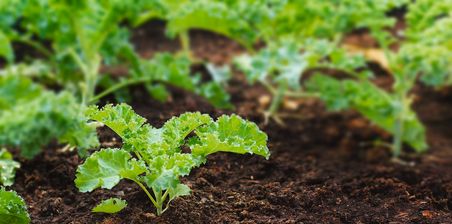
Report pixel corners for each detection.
[11,21,452,223]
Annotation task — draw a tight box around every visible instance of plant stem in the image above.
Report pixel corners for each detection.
[153,189,164,216]
[392,94,406,158]
[267,81,288,116]
[90,77,151,103]
[162,190,172,213]
[68,49,100,105]
[161,190,169,203]
[83,58,100,105]
[284,90,319,98]
[393,117,403,157]
[134,151,143,161]
[179,31,192,60]
[263,80,318,98]
[132,11,161,27]
[14,37,52,58]
[130,179,158,207]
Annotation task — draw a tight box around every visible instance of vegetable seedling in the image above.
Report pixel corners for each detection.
[75,104,270,215]
[235,39,368,125]
[0,188,30,224]
[306,0,452,157]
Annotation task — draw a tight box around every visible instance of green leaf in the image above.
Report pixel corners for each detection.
[145,0,283,48]
[0,149,20,186]
[403,0,452,87]
[234,41,308,90]
[197,82,233,109]
[145,83,169,102]
[162,112,212,150]
[0,189,30,224]
[135,53,232,109]
[87,103,147,139]
[168,184,191,201]
[139,53,195,91]
[75,148,145,192]
[205,63,231,85]
[0,75,41,110]
[262,0,401,43]
[144,153,199,191]
[192,114,270,159]
[306,74,427,152]
[165,0,256,46]
[92,198,127,214]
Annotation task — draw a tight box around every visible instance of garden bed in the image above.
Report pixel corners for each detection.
[12,22,452,223]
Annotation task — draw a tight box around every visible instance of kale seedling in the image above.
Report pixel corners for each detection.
[75,104,270,215]
[0,188,30,224]
[305,0,452,157]
[235,39,368,125]
[306,74,427,158]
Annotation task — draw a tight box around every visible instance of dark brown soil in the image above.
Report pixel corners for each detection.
[11,21,452,224]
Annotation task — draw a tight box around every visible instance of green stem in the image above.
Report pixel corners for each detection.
[263,80,318,102]
[132,11,161,27]
[13,37,52,58]
[68,49,98,105]
[90,77,151,103]
[392,94,406,158]
[83,60,99,105]
[284,90,319,98]
[179,31,192,60]
[161,190,172,213]
[393,118,403,157]
[161,190,169,203]
[153,189,164,216]
[134,151,143,161]
[267,81,288,115]
[130,179,158,207]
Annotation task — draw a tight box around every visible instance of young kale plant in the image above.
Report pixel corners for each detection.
[0,188,30,224]
[306,0,451,157]
[235,39,369,125]
[306,74,427,158]
[75,104,270,215]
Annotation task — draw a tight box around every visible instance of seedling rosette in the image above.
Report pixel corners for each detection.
[75,104,270,215]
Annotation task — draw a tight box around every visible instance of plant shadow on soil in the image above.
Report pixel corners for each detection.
[12,21,452,223]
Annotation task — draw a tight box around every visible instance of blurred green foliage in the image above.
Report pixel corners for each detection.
[0,75,99,158]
